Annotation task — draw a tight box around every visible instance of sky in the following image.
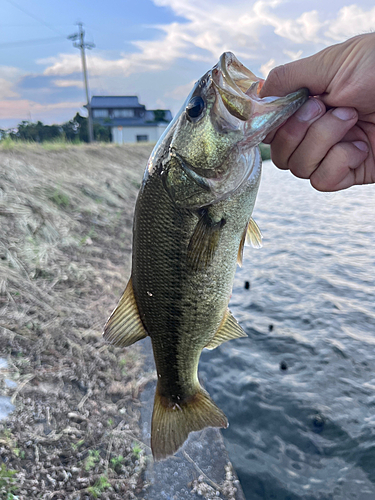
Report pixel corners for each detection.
[1,0,375,129]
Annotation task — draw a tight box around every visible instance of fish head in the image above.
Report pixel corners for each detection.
[162,52,308,208]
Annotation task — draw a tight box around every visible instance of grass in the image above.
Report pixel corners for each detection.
[132,442,142,460]
[0,137,84,150]
[86,476,111,498]
[0,464,18,499]
[84,450,101,471]
[0,143,152,497]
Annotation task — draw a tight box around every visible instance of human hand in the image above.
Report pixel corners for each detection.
[260,33,375,191]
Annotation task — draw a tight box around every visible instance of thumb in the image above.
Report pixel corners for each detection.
[259,52,334,99]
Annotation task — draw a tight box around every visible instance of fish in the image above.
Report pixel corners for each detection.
[103,52,308,460]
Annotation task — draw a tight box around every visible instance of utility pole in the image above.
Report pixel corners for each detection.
[68,23,95,142]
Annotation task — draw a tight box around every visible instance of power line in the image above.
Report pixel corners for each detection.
[0,36,66,49]
[4,0,65,36]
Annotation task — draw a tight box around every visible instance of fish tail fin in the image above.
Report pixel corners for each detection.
[151,382,228,460]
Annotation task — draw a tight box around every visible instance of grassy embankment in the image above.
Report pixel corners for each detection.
[0,142,154,499]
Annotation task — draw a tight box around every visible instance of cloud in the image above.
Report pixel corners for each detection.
[0,78,19,99]
[325,5,375,41]
[165,80,196,100]
[260,58,276,78]
[53,79,84,88]
[283,49,303,61]
[39,1,371,87]
[0,99,83,122]
[0,66,25,100]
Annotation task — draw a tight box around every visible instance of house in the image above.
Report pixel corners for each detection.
[88,96,172,144]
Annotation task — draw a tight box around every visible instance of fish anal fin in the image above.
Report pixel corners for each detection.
[205,309,247,350]
[187,211,225,272]
[151,383,228,460]
[246,217,263,249]
[103,277,147,347]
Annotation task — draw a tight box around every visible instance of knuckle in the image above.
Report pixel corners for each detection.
[330,143,353,165]
[267,65,288,93]
[270,146,288,170]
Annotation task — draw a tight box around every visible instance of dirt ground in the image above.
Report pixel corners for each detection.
[0,143,155,499]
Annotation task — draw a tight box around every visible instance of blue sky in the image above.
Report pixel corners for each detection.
[1,0,375,128]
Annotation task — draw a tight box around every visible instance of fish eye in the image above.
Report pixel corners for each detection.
[186,96,205,121]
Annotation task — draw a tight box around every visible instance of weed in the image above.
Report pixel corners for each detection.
[48,188,70,208]
[71,439,85,451]
[110,455,123,470]
[86,475,111,498]
[0,463,18,498]
[79,227,97,246]
[107,418,114,427]
[132,442,142,460]
[84,449,100,471]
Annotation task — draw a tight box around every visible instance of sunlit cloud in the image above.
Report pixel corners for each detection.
[260,58,276,78]
[2,0,375,128]
[53,79,84,88]
[325,5,375,41]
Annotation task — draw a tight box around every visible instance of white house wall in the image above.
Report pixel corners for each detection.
[111,125,168,144]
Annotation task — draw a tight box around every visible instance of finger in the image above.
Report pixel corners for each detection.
[269,98,325,169]
[310,141,369,191]
[288,107,359,179]
[259,51,333,98]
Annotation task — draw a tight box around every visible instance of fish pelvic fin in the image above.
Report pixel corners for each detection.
[237,217,262,266]
[151,383,228,460]
[205,308,247,350]
[103,277,147,347]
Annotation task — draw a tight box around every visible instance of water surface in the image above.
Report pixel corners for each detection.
[200,161,375,499]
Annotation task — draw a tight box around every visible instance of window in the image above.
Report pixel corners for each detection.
[136,135,148,142]
[93,109,108,118]
[113,109,134,118]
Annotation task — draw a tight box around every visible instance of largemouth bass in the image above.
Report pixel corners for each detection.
[103,53,308,460]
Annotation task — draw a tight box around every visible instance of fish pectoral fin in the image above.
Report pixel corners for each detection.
[151,382,228,460]
[102,277,147,347]
[187,210,225,271]
[205,309,247,350]
[237,217,263,267]
[246,217,263,249]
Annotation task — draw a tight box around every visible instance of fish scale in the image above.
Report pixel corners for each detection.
[103,52,308,460]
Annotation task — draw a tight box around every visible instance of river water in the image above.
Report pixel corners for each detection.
[200,161,375,500]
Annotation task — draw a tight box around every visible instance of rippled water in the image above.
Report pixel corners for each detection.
[200,161,375,500]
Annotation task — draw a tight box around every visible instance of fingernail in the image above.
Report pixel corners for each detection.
[295,99,321,122]
[332,107,356,120]
[353,141,369,152]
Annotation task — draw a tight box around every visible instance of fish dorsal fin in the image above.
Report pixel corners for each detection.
[237,217,263,266]
[103,277,147,347]
[188,211,225,272]
[205,309,247,350]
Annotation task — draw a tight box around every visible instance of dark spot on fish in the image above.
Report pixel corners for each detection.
[244,281,250,290]
[280,360,288,371]
[268,324,274,332]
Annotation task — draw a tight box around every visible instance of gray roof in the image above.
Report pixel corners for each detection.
[90,96,144,109]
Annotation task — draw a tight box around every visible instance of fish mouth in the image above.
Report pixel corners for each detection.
[212,52,309,143]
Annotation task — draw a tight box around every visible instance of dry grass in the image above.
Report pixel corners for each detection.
[0,143,154,499]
